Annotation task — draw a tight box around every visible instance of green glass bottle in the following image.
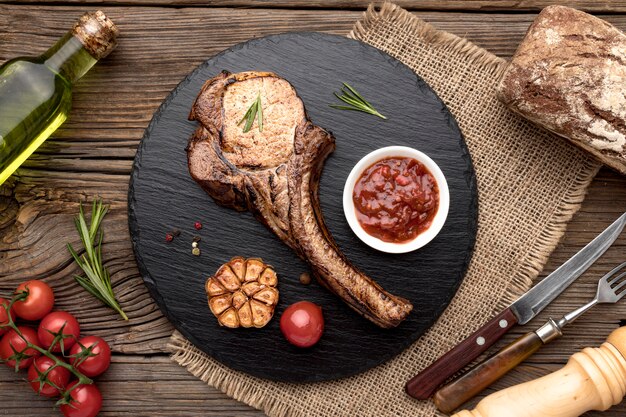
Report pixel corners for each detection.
[0,11,118,185]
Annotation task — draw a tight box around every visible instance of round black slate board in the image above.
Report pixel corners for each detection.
[129,32,477,382]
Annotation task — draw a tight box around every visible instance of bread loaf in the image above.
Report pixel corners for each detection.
[497,5,626,174]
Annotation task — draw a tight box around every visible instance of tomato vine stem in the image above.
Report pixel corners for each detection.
[0,292,94,399]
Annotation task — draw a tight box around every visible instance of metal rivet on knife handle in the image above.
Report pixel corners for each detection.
[450,326,626,417]
[434,262,626,413]
[405,212,626,400]
[404,308,518,400]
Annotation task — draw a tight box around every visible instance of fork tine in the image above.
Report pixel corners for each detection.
[606,261,626,285]
[611,272,626,294]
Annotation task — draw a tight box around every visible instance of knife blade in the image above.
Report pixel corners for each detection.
[405,211,626,400]
[433,261,626,414]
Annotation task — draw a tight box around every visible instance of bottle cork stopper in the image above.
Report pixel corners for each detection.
[72,11,119,60]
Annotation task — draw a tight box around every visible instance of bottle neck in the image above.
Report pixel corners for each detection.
[40,33,98,84]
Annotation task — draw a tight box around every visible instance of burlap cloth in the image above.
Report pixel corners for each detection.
[167,3,602,416]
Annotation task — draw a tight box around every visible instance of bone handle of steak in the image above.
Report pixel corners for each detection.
[288,124,412,329]
[452,326,626,417]
[405,308,518,399]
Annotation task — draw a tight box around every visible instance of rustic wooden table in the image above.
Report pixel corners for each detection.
[1,1,625,416]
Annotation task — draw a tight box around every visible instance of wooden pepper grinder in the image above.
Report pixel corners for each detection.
[452,327,626,417]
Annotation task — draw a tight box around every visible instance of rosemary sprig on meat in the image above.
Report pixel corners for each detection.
[67,199,128,321]
[238,91,264,133]
[330,82,387,119]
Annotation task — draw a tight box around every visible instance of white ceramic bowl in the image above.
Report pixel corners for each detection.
[343,146,450,254]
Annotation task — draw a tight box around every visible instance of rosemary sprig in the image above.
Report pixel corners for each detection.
[67,199,128,321]
[238,91,263,133]
[330,82,387,119]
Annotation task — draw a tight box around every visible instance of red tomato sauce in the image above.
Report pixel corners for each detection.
[353,156,439,243]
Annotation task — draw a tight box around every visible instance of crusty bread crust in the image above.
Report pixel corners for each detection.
[497,5,626,174]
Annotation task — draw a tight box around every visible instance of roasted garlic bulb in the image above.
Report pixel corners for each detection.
[206,257,279,328]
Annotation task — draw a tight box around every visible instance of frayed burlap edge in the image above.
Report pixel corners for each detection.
[168,333,298,417]
[351,3,507,78]
[167,3,601,416]
[352,1,600,315]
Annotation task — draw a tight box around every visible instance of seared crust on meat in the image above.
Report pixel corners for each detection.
[190,71,306,169]
[188,71,412,328]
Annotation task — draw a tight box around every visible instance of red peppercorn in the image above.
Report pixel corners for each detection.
[165,233,174,243]
[194,222,202,230]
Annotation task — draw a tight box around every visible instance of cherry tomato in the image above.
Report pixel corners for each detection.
[13,280,55,321]
[69,336,111,378]
[0,297,15,336]
[60,382,102,417]
[280,301,324,348]
[38,312,80,353]
[28,356,71,397]
[0,326,41,369]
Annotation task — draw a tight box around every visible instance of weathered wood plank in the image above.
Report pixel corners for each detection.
[0,356,265,416]
[1,356,625,416]
[0,4,625,416]
[3,8,626,78]
[3,0,626,13]
[0,6,624,157]
[0,4,624,355]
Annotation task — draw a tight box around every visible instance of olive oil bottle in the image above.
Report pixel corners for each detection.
[0,11,118,185]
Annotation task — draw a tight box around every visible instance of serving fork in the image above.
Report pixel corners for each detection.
[434,261,626,414]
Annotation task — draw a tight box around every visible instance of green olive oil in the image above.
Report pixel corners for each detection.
[0,11,118,185]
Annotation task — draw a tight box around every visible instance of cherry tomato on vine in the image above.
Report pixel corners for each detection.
[38,312,80,353]
[13,280,55,321]
[60,382,103,417]
[69,336,111,378]
[280,301,324,348]
[0,326,41,369]
[0,297,15,336]
[28,356,71,397]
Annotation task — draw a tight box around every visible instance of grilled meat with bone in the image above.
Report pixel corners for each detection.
[187,70,412,328]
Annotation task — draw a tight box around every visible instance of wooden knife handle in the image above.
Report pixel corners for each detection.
[433,331,544,413]
[451,327,626,417]
[405,308,518,400]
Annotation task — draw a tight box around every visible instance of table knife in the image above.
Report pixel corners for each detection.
[433,261,626,413]
[405,211,626,400]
